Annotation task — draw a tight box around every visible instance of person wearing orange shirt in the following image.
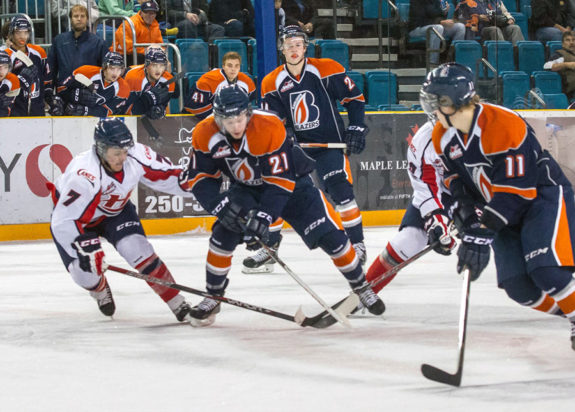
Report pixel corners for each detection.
[112,0,163,65]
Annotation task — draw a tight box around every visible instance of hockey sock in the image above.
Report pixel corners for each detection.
[319,232,364,287]
[136,254,179,302]
[531,267,575,318]
[366,243,403,294]
[267,218,284,245]
[206,241,233,295]
[337,202,364,244]
[88,274,109,292]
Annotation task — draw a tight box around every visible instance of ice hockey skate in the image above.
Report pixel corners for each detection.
[353,241,367,266]
[353,282,385,315]
[242,235,282,274]
[89,280,115,317]
[189,297,221,327]
[168,294,193,322]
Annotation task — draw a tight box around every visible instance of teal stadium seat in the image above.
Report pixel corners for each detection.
[543,93,569,109]
[453,40,482,75]
[365,71,398,109]
[517,41,545,76]
[501,71,530,108]
[532,71,562,94]
[484,41,514,77]
[176,39,210,74]
[317,40,350,71]
[547,41,563,58]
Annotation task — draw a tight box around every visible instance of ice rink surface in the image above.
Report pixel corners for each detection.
[1,226,574,411]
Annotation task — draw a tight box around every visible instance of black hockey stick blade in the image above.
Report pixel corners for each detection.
[299,293,360,328]
[421,363,463,387]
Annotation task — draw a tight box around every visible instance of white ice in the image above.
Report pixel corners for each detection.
[1,227,574,412]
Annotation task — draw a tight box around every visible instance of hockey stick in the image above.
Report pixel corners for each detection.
[255,240,352,328]
[421,268,472,387]
[299,143,347,149]
[14,50,33,115]
[105,264,349,329]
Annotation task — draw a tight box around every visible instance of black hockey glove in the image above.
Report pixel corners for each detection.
[344,125,369,154]
[65,103,89,116]
[456,226,494,281]
[243,209,272,251]
[146,105,165,119]
[48,95,65,116]
[142,86,170,109]
[424,210,456,256]
[72,88,103,107]
[212,197,245,234]
[17,65,38,90]
[0,92,15,109]
[72,233,106,276]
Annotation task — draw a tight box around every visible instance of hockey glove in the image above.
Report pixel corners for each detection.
[72,233,106,276]
[146,105,166,119]
[212,197,245,234]
[48,95,65,116]
[243,209,272,251]
[424,211,456,256]
[344,125,369,154]
[65,103,89,116]
[0,92,16,109]
[456,226,494,281]
[72,88,103,107]
[142,86,170,109]
[17,65,38,90]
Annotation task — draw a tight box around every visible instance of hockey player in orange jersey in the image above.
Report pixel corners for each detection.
[0,50,20,117]
[179,85,384,326]
[124,46,176,119]
[421,62,575,350]
[182,51,256,118]
[247,25,369,275]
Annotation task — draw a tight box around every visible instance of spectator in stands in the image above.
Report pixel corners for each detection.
[0,50,20,117]
[208,0,255,37]
[112,0,163,65]
[166,0,225,41]
[1,22,11,51]
[455,0,524,45]
[124,46,177,118]
[58,51,130,117]
[99,0,137,17]
[408,0,465,65]
[183,51,256,118]
[276,0,286,33]
[283,0,335,39]
[51,0,100,30]
[5,14,50,117]
[48,5,108,116]
[532,0,574,43]
[544,30,575,99]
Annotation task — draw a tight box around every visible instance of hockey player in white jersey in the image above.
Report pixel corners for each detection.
[365,120,457,294]
[49,118,194,322]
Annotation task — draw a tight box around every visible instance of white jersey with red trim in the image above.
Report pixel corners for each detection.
[51,143,192,258]
[407,121,448,218]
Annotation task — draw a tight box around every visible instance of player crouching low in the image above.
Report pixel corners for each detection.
[180,85,384,326]
[49,118,195,322]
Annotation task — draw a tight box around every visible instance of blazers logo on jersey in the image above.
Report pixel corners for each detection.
[225,158,261,185]
[449,144,463,160]
[289,91,320,131]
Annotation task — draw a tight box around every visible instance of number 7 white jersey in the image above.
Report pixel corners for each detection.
[50,142,193,257]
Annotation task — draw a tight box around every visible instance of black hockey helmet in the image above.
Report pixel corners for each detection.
[213,84,251,131]
[0,50,11,71]
[9,14,31,36]
[419,62,476,119]
[94,118,134,158]
[277,25,309,51]
[145,46,167,67]
[102,51,125,69]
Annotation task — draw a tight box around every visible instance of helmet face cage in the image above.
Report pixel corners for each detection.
[94,119,134,158]
[9,14,31,36]
[213,85,252,133]
[277,25,309,51]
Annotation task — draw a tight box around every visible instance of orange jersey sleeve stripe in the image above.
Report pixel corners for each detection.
[340,95,365,103]
[477,104,528,155]
[185,105,212,115]
[5,72,21,91]
[192,118,221,152]
[491,184,537,199]
[183,171,222,191]
[245,111,286,155]
[307,58,345,78]
[196,69,224,92]
[262,176,296,192]
[73,65,101,79]
[260,65,285,97]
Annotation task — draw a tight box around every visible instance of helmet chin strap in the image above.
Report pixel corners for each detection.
[439,106,455,128]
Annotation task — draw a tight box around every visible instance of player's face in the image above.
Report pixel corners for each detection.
[71,11,88,32]
[0,64,9,82]
[12,29,29,48]
[221,112,249,140]
[103,147,129,172]
[103,65,123,83]
[222,59,241,82]
[146,62,166,81]
[141,11,157,26]
[282,37,306,65]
